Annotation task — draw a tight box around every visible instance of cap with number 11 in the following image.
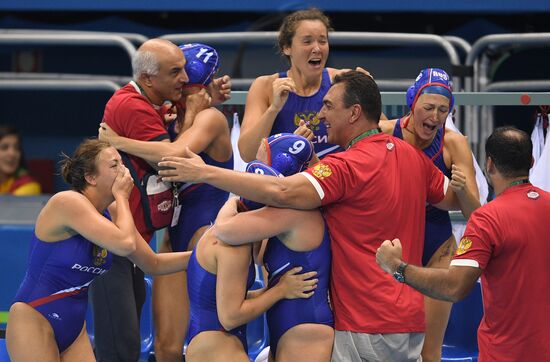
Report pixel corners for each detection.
[179,43,220,87]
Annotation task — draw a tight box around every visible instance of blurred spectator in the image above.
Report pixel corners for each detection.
[0,125,41,195]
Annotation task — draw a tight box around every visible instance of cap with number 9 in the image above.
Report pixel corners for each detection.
[264,133,313,176]
[179,43,220,87]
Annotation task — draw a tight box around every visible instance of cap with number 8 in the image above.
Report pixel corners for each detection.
[240,161,282,211]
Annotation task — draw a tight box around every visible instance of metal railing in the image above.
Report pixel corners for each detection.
[464,33,550,158]
[224,91,550,107]
[0,33,137,67]
[0,72,131,86]
[3,29,550,162]
[0,79,121,92]
[161,31,462,89]
[0,29,148,45]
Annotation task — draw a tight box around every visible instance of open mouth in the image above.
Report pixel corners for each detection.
[308,58,322,66]
[423,123,437,132]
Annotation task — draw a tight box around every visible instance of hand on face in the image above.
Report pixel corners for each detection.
[185,88,212,115]
[158,146,206,183]
[111,165,133,200]
[376,238,403,275]
[271,77,296,112]
[277,266,318,300]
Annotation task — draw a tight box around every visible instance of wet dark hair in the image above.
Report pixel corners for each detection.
[332,70,382,123]
[59,139,111,192]
[277,8,332,64]
[485,126,532,178]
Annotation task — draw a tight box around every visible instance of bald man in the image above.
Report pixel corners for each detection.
[87,38,186,362]
[89,39,230,362]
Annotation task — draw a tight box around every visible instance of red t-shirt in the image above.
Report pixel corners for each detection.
[452,183,550,361]
[303,133,446,333]
[102,82,169,241]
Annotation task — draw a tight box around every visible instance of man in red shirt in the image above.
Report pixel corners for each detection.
[376,126,550,362]
[90,38,230,362]
[90,38,188,362]
[158,71,464,361]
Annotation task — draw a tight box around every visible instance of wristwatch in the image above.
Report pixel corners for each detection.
[393,262,408,283]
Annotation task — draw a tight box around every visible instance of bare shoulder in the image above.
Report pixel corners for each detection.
[246,74,278,105]
[47,190,88,210]
[444,128,470,152]
[251,73,279,87]
[195,107,227,126]
[36,191,92,238]
[379,119,397,134]
[216,237,251,262]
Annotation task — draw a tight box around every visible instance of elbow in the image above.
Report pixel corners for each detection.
[238,147,254,163]
[270,183,297,208]
[447,285,469,303]
[240,153,254,163]
[237,139,255,163]
[218,313,239,331]
[213,225,239,245]
[164,145,182,158]
[117,237,137,256]
[271,193,288,208]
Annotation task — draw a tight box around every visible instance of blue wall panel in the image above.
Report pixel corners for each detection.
[0,225,33,328]
[2,0,550,12]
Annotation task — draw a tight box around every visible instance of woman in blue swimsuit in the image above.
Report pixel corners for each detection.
[215,134,334,361]
[380,68,481,362]
[6,139,191,362]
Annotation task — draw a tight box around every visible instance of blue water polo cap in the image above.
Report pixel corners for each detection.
[240,161,282,211]
[406,68,454,112]
[179,43,220,86]
[265,133,313,176]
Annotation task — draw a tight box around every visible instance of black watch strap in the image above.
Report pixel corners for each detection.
[393,262,408,283]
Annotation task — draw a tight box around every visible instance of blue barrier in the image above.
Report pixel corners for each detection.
[1,223,483,361]
[0,339,10,362]
[442,280,483,361]
[0,225,33,330]
[247,265,269,362]
[86,276,154,362]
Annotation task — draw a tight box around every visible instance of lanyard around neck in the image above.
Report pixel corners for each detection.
[347,128,382,149]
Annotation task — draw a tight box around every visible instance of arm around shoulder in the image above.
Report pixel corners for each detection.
[172,107,228,156]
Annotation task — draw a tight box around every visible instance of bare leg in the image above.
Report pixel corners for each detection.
[421,236,457,362]
[61,323,95,362]
[186,331,249,362]
[153,226,210,362]
[6,302,60,362]
[275,324,334,362]
[153,232,187,362]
